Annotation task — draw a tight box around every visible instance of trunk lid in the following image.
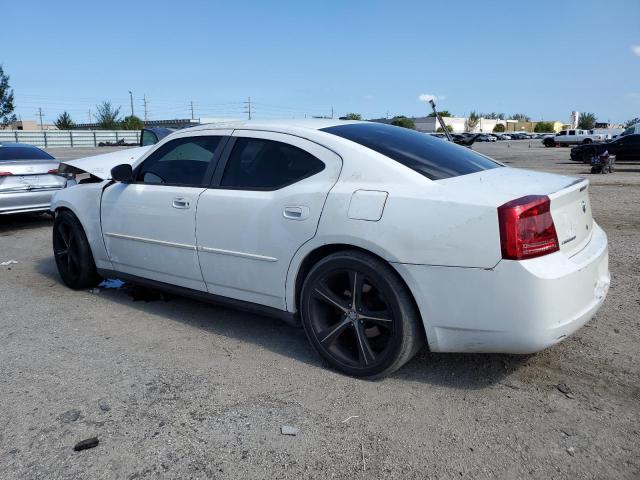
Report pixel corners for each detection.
[548,180,592,257]
[0,159,66,193]
[437,167,593,258]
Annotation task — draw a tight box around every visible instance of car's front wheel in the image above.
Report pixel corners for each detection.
[53,210,101,289]
[300,250,424,378]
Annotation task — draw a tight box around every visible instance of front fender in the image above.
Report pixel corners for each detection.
[51,183,113,270]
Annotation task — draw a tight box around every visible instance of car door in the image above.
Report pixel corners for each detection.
[101,131,231,290]
[195,130,342,310]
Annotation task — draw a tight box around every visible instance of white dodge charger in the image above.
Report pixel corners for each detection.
[51,120,610,378]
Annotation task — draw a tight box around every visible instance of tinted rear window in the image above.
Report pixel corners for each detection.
[321,123,500,180]
[0,145,54,161]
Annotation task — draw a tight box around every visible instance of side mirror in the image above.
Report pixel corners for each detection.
[111,164,134,183]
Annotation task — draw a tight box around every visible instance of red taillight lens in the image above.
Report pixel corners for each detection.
[0,172,13,176]
[498,195,559,260]
[48,169,59,174]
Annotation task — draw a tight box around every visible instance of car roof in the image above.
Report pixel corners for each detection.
[179,118,363,134]
[0,142,44,149]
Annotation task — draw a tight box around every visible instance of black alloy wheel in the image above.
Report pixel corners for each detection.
[301,250,423,378]
[53,210,101,289]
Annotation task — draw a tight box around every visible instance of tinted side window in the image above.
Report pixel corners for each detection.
[321,123,500,180]
[221,138,325,190]
[137,136,223,186]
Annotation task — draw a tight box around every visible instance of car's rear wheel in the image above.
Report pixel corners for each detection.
[53,210,101,289]
[300,250,424,378]
[582,138,593,144]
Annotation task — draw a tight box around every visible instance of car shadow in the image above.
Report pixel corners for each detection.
[0,212,52,235]
[36,256,522,388]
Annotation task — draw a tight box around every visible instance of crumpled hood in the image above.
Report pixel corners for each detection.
[61,146,152,179]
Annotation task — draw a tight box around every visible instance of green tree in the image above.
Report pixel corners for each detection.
[623,117,639,128]
[390,116,415,129]
[492,123,506,133]
[483,112,505,120]
[465,111,480,132]
[511,113,531,122]
[54,111,75,130]
[95,101,122,129]
[344,113,362,120]
[428,110,453,118]
[534,121,554,133]
[121,115,144,130]
[436,125,454,133]
[0,65,17,128]
[577,112,596,130]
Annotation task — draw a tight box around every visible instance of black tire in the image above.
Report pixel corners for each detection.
[300,250,424,378]
[590,166,598,174]
[582,138,593,144]
[52,210,101,289]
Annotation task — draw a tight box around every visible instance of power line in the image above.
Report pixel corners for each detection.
[36,108,45,129]
[243,96,252,120]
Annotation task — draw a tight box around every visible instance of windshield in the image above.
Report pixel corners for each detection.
[0,145,54,161]
[321,122,501,180]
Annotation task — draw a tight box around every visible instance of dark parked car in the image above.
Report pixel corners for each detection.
[570,134,640,163]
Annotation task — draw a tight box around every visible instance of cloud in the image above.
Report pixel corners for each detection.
[633,45,640,56]
[418,93,444,102]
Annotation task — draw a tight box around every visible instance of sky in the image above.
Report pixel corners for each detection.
[2,0,639,125]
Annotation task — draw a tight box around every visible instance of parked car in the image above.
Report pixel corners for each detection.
[510,133,527,140]
[140,127,175,146]
[570,134,640,163]
[51,120,609,378]
[0,142,65,215]
[474,134,495,142]
[500,134,512,140]
[553,129,607,146]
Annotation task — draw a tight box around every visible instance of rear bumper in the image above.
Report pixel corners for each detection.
[393,222,610,354]
[0,189,62,214]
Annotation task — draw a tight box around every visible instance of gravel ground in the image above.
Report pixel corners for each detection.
[0,141,638,479]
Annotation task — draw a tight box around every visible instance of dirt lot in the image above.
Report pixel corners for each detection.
[1,141,638,479]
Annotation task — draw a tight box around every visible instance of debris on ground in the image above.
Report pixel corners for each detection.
[557,383,572,394]
[341,415,359,423]
[0,260,18,266]
[61,409,81,423]
[566,446,576,456]
[280,426,299,436]
[73,437,99,452]
[98,399,111,412]
[98,279,125,289]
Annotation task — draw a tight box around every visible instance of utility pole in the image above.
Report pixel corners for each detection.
[331,106,334,119]
[129,91,134,116]
[143,95,148,122]
[88,109,92,124]
[36,108,45,130]
[386,110,389,119]
[190,101,195,120]
[244,96,252,120]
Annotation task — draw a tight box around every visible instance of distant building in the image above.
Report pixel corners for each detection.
[72,117,240,130]
[3,120,58,131]
[369,116,506,133]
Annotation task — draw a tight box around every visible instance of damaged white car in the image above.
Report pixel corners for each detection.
[51,120,610,378]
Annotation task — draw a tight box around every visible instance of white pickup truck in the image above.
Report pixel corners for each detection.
[553,129,608,146]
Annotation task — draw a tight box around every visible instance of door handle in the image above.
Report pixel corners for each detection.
[172,197,191,209]
[283,206,309,220]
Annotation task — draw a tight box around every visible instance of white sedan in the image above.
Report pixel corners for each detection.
[51,120,610,378]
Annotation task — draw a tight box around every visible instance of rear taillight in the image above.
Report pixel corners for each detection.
[498,195,559,260]
[0,172,13,176]
[48,169,59,174]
